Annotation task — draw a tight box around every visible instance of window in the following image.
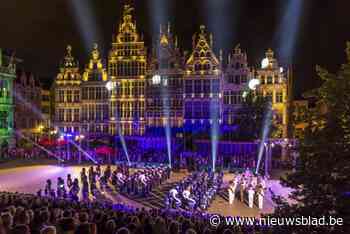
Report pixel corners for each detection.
[194,80,201,94]
[228,75,234,83]
[266,92,273,101]
[82,88,88,100]
[203,80,211,94]
[96,87,102,99]
[96,105,102,121]
[211,80,220,93]
[66,109,72,122]
[267,76,273,84]
[260,76,265,84]
[241,75,247,83]
[74,109,79,122]
[0,111,8,128]
[276,92,283,103]
[203,63,211,71]
[88,105,94,121]
[67,90,72,103]
[88,87,95,100]
[58,90,64,102]
[185,80,192,94]
[58,109,64,122]
[231,91,242,105]
[194,63,201,72]
[235,62,240,69]
[74,90,80,102]
[185,102,192,119]
[235,75,240,85]
[0,80,8,98]
[82,106,88,121]
[224,92,229,105]
[194,102,201,118]
[202,101,210,119]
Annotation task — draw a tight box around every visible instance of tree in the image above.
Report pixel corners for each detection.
[237,91,277,141]
[272,43,350,234]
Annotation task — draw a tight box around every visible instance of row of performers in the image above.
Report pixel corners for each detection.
[166,171,223,211]
[111,165,171,196]
[227,169,267,210]
[41,164,171,200]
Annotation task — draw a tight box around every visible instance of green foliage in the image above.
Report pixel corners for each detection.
[236,91,276,141]
[272,43,350,234]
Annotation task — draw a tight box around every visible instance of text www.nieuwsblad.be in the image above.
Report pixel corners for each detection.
[209,215,344,227]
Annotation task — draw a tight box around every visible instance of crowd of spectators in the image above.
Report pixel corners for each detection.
[0,192,271,234]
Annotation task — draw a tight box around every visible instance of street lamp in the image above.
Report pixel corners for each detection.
[248,78,261,91]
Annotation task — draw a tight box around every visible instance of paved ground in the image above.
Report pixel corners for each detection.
[0,164,292,217]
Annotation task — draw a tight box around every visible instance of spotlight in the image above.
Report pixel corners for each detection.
[152,74,161,85]
[106,81,116,91]
[280,67,284,73]
[248,78,261,90]
[242,91,248,98]
[261,58,269,68]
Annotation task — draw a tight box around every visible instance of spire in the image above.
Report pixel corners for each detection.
[67,45,72,57]
[234,44,241,54]
[175,36,178,48]
[266,48,274,59]
[200,25,206,34]
[91,43,99,60]
[62,45,77,68]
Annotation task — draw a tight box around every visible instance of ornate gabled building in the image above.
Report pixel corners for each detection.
[146,24,184,134]
[108,5,147,136]
[256,48,290,138]
[52,3,293,142]
[183,25,222,135]
[81,44,109,136]
[14,71,42,139]
[0,49,16,146]
[54,45,82,134]
[223,45,252,128]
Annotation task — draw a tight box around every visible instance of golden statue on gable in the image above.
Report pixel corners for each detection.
[124,4,134,16]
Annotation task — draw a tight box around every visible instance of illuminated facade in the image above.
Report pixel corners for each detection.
[146,24,184,134]
[108,5,146,136]
[0,49,15,146]
[223,45,252,128]
[41,88,52,130]
[256,49,290,138]
[54,46,82,134]
[183,25,222,134]
[52,4,293,140]
[14,72,42,138]
[81,44,109,136]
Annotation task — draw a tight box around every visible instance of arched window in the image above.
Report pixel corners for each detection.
[235,62,240,69]
[194,63,201,71]
[203,63,211,71]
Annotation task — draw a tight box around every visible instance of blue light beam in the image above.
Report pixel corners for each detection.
[255,102,273,174]
[276,0,304,63]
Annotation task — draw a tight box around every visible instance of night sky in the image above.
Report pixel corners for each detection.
[1,0,350,97]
